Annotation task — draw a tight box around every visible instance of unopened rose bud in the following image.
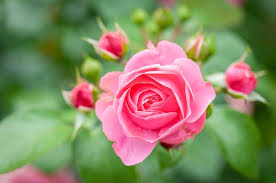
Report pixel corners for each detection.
[184,33,215,62]
[177,5,191,22]
[225,62,257,95]
[63,82,94,112]
[146,20,160,34]
[81,56,102,84]
[153,8,174,30]
[84,23,129,61]
[131,8,148,26]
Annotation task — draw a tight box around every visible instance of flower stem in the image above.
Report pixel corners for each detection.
[169,23,182,42]
[72,111,86,140]
[139,27,149,46]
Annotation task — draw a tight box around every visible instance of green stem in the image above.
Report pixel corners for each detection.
[169,23,182,42]
[71,111,86,140]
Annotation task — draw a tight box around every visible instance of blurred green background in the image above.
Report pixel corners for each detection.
[0,0,276,182]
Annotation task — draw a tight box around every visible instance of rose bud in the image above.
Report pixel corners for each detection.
[81,56,102,84]
[225,61,257,95]
[184,33,215,62]
[177,5,191,23]
[84,22,129,61]
[131,8,148,26]
[153,8,174,30]
[63,82,94,112]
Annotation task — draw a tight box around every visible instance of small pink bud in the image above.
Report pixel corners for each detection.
[63,82,94,112]
[225,62,257,95]
[84,23,129,61]
[71,82,94,110]
[98,32,127,58]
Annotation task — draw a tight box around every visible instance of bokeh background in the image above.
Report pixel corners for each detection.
[0,0,276,182]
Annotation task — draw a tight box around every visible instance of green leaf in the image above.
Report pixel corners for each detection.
[227,89,268,104]
[0,109,73,173]
[34,141,73,173]
[74,128,136,183]
[155,144,183,171]
[205,106,261,179]
[248,92,268,104]
[174,130,224,182]
[206,72,226,87]
[135,147,176,183]
[186,0,243,27]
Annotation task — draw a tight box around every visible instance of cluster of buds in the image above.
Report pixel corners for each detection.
[84,20,129,61]
[184,32,216,62]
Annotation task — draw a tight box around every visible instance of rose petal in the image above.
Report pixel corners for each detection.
[100,71,123,94]
[160,112,206,144]
[125,41,186,72]
[102,106,125,141]
[174,59,216,122]
[113,136,156,166]
[101,105,156,166]
[118,89,160,142]
[95,93,113,121]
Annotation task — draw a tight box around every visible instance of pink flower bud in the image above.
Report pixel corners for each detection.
[84,23,129,61]
[184,33,215,62]
[63,82,94,112]
[71,82,94,110]
[98,32,127,58]
[225,62,257,95]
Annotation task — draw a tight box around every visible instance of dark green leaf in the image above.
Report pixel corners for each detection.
[206,106,261,179]
[0,109,73,173]
[174,130,224,182]
[34,141,73,173]
[74,128,136,183]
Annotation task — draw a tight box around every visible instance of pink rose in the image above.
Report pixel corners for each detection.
[225,62,257,95]
[96,41,215,165]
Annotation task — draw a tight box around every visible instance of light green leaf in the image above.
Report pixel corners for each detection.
[74,128,136,183]
[206,72,226,87]
[206,106,261,179]
[227,89,268,104]
[0,109,73,173]
[34,141,73,173]
[248,92,268,104]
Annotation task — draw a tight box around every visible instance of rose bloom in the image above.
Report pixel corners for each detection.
[225,62,257,95]
[96,41,215,165]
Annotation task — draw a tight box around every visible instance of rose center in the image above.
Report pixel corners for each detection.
[143,95,161,109]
